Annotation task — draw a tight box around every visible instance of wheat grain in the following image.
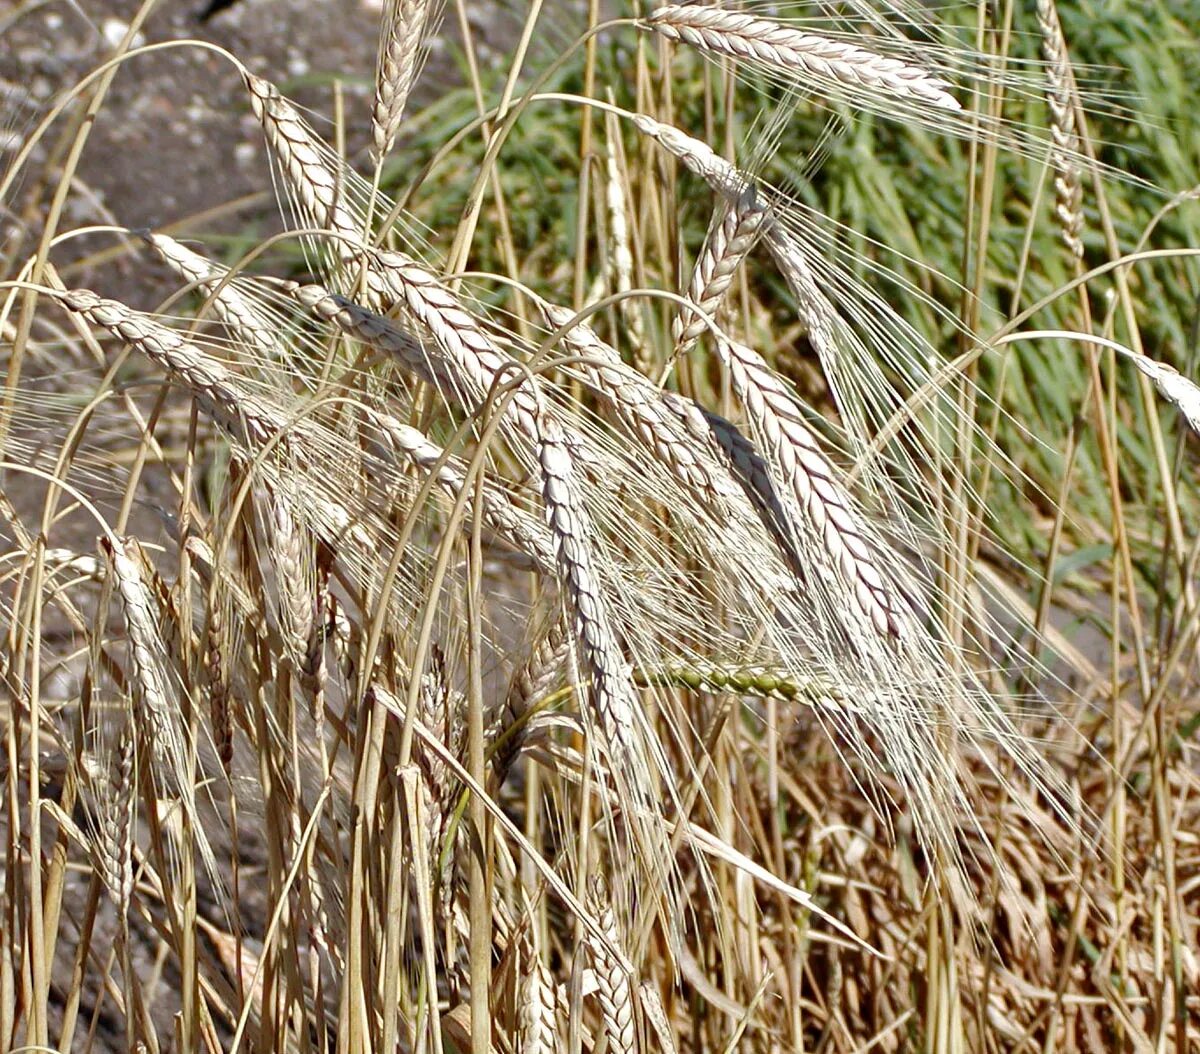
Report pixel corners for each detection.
[645,5,960,112]
[674,184,769,358]
[372,0,432,161]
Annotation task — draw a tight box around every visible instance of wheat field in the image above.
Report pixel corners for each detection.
[1,1,1198,1051]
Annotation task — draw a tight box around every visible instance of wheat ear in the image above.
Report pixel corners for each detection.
[371,0,432,160]
[588,887,637,1054]
[100,537,183,772]
[60,289,296,453]
[1036,0,1085,259]
[674,184,769,358]
[265,489,315,666]
[490,617,569,784]
[537,415,643,763]
[714,334,906,639]
[539,303,746,516]
[141,231,279,356]
[645,5,959,111]
[242,71,360,242]
[367,250,548,447]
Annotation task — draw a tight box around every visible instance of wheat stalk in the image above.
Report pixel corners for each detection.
[645,5,960,112]
[371,0,432,161]
[1036,0,1085,259]
[674,184,769,358]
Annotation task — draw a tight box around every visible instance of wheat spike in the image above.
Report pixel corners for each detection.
[243,71,361,243]
[372,0,432,161]
[588,887,637,1054]
[674,184,769,358]
[603,111,648,370]
[60,288,297,453]
[713,334,907,639]
[490,617,570,784]
[537,415,642,762]
[101,537,182,769]
[265,488,314,666]
[141,231,280,356]
[539,303,747,517]
[1035,0,1085,259]
[645,5,960,112]
[517,932,561,1054]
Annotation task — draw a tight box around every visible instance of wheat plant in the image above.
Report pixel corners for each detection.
[1,1,1198,1051]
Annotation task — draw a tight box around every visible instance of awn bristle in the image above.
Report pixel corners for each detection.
[645,5,960,112]
[674,183,769,358]
[1036,0,1085,260]
[371,0,432,161]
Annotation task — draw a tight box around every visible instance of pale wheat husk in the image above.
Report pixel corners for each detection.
[141,231,280,356]
[645,5,960,112]
[713,334,907,639]
[242,70,363,264]
[588,891,637,1054]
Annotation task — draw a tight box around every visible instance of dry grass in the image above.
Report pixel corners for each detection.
[2,2,1199,1052]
